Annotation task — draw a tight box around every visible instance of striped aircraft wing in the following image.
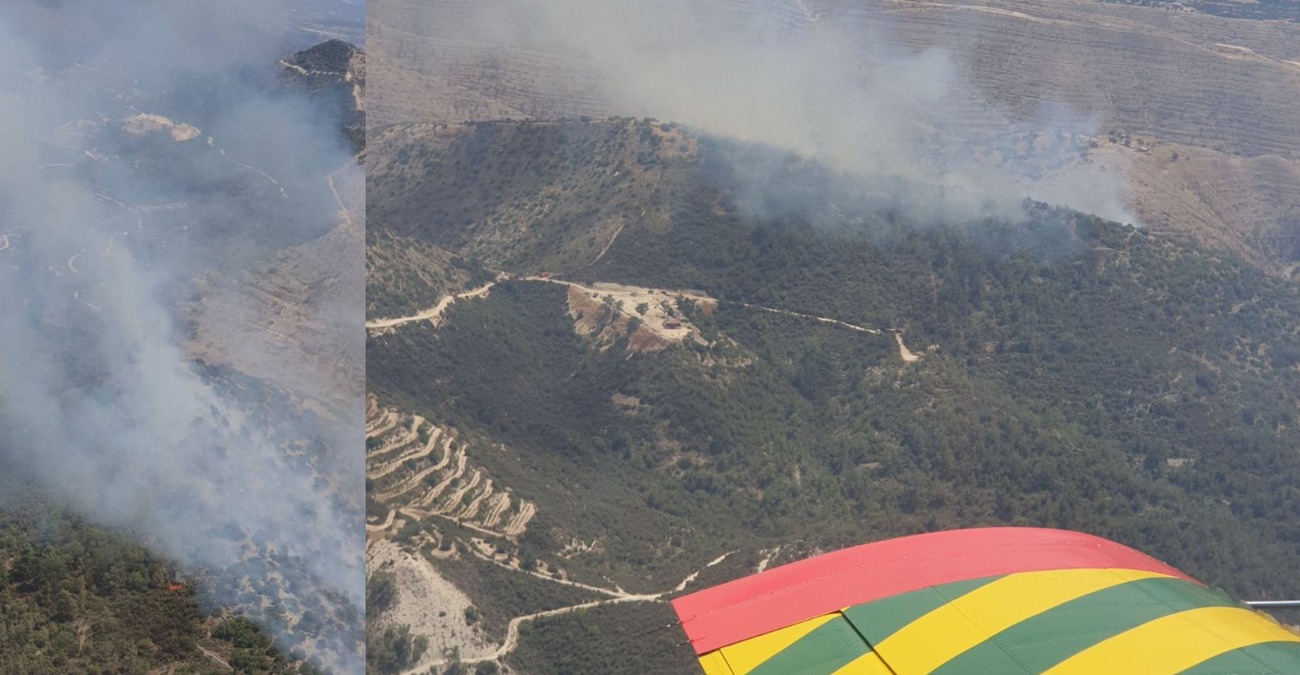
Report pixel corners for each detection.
[671,527,1300,675]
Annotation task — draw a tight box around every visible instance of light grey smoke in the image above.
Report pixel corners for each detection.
[469,0,1138,226]
[0,1,362,671]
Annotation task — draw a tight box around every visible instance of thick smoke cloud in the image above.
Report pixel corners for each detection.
[482,0,1137,226]
[0,1,362,671]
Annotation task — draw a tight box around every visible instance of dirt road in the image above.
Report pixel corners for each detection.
[366,509,396,533]
[197,645,233,672]
[734,301,923,362]
[327,161,359,231]
[366,272,923,362]
[366,280,498,332]
[734,301,881,335]
[895,332,921,362]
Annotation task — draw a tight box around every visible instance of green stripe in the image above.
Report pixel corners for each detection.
[748,576,998,675]
[841,575,1002,643]
[930,577,1239,675]
[1177,640,1300,674]
[747,616,872,675]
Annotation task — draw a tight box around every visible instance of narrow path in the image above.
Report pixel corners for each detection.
[463,542,635,598]
[732,301,922,362]
[366,280,498,331]
[400,507,503,540]
[895,332,921,362]
[367,427,419,459]
[197,645,234,672]
[586,220,625,268]
[734,301,882,335]
[279,59,346,78]
[400,596,653,674]
[366,410,400,439]
[428,437,455,472]
[368,429,441,480]
[326,160,359,231]
[671,552,733,593]
[366,509,396,533]
[208,138,286,197]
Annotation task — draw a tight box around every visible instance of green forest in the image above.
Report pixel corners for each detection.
[367,119,1300,671]
[0,498,314,674]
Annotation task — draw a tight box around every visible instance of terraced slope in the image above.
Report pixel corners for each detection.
[365,397,537,540]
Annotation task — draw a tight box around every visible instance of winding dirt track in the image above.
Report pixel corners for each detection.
[366,280,498,331]
[366,509,396,532]
[368,428,442,480]
[400,551,733,673]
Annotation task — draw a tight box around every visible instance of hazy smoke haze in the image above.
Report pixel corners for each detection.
[0,0,362,671]
[460,0,1137,226]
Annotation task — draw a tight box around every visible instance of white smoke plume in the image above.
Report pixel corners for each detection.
[459,0,1138,226]
[0,0,363,671]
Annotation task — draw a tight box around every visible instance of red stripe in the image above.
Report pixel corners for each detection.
[671,527,1197,654]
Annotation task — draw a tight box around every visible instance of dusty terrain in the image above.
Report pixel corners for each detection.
[393,547,736,674]
[1089,139,1300,269]
[560,280,714,352]
[367,539,494,661]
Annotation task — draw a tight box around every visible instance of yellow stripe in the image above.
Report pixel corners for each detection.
[833,650,896,674]
[698,650,735,675]
[1043,606,1300,675]
[834,567,1170,674]
[720,613,839,674]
